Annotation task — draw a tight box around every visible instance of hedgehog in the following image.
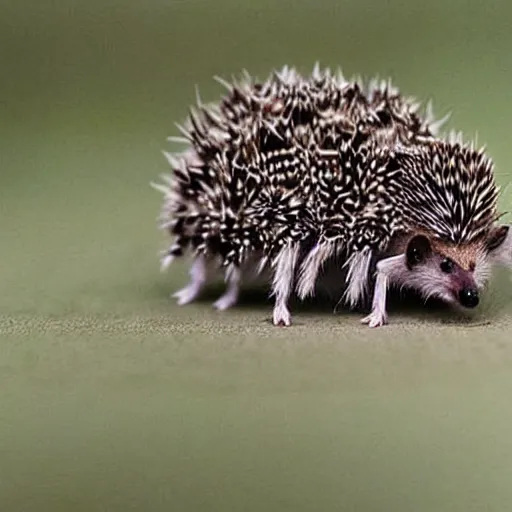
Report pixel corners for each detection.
[152,64,512,327]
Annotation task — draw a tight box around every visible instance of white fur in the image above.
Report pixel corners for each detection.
[160,254,175,272]
[172,254,209,305]
[257,256,269,276]
[473,248,493,289]
[273,301,292,327]
[361,272,389,327]
[361,255,404,328]
[271,244,299,326]
[343,248,372,308]
[213,265,241,311]
[398,264,454,305]
[296,243,334,299]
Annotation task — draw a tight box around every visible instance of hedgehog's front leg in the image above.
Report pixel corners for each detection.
[361,272,389,328]
[361,255,404,328]
[271,244,299,326]
[172,253,209,305]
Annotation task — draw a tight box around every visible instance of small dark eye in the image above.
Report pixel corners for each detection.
[410,248,422,265]
[440,258,454,273]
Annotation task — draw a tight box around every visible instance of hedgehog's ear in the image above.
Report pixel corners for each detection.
[486,225,511,266]
[406,235,432,269]
[486,225,510,252]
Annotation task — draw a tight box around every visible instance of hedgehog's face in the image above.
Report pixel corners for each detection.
[402,235,477,307]
[401,227,511,308]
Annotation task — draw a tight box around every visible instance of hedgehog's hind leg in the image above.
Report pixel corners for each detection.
[213,265,241,311]
[271,244,300,326]
[172,253,210,306]
[296,243,333,300]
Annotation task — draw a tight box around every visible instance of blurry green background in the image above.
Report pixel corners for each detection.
[1,1,512,510]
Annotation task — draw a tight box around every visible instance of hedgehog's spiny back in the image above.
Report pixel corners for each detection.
[189,66,434,162]
[160,66,443,268]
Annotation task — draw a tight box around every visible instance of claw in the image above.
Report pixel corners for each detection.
[361,312,388,328]
[273,304,292,326]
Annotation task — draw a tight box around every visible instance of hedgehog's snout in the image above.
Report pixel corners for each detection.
[458,287,479,308]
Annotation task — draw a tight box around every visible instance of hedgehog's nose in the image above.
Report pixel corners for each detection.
[458,288,479,308]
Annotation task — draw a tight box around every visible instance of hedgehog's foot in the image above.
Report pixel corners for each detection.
[361,310,387,328]
[273,302,292,326]
[213,289,239,311]
[213,266,241,311]
[172,254,207,306]
[173,285,202,306]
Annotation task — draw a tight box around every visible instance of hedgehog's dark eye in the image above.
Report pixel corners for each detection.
[409,248,422,265]
[440,258,454,274]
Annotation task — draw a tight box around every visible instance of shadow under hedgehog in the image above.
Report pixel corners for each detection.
[152,65,512,327]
